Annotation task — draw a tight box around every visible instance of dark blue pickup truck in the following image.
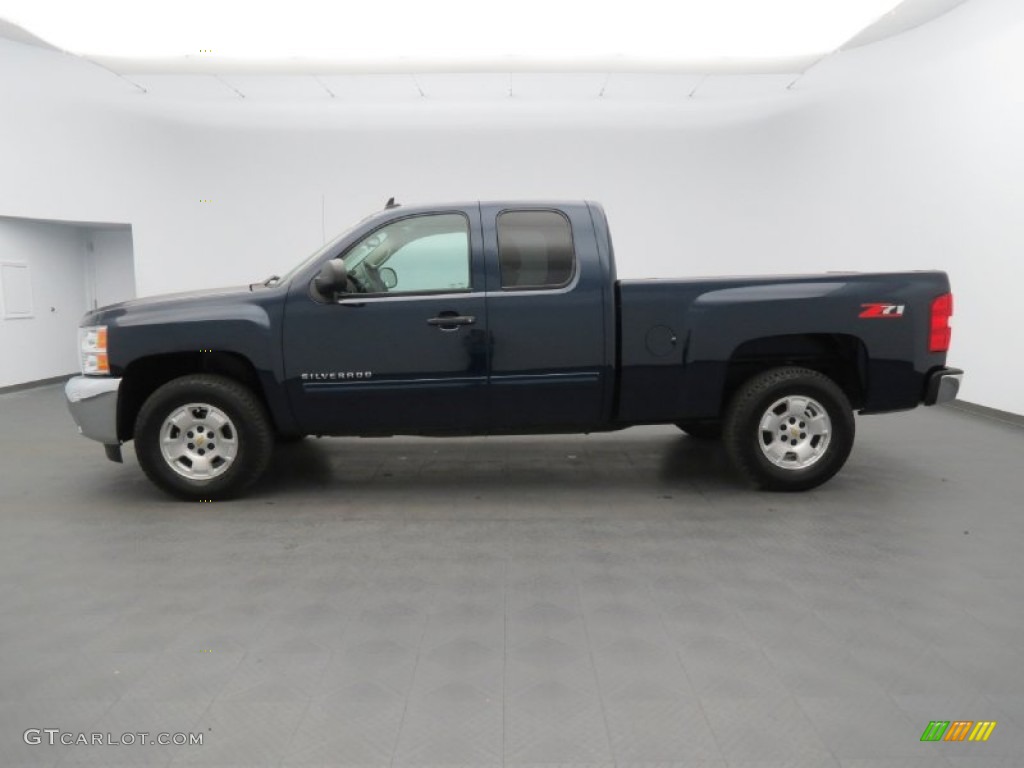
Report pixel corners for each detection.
[65,200,962,499]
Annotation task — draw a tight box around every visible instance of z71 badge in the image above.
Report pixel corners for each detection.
[859,303,905,318]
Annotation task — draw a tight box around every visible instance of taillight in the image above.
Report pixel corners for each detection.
[929,292,953,353]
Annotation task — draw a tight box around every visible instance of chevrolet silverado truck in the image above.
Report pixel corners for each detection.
[65,200,962,500]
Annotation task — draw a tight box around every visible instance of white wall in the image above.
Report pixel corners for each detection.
[787,4,1024,415]
[0,0,1021,412]
[0,218,87,387]
[86,227,136,310]
[0,220,135,388]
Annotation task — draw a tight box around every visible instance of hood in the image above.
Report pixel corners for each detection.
[82,284,265,327]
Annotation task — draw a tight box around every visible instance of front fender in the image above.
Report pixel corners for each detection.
[95,289,294,436]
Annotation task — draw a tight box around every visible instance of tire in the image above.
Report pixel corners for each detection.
[723,366,854,491]
[134,374,274,500]
[675,420,722,440]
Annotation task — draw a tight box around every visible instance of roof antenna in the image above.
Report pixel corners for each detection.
[385,197,400,209]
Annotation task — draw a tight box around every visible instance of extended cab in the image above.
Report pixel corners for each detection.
[65,200,962,499]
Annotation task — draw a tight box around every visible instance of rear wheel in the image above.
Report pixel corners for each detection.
[675,420,722,440]
[134,374,273,500]
[723,366,854,491]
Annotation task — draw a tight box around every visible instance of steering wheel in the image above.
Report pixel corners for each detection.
[362,263,389,293]
[347,272,368,294]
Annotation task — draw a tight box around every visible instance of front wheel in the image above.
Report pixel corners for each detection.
[134,374,274,500]
[723,367,854,491]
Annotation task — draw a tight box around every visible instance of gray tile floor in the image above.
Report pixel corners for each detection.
[1,383,1022,768]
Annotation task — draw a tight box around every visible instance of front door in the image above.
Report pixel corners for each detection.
[283,209,488,435]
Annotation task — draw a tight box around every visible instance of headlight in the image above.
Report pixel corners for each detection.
[79,325,109,375]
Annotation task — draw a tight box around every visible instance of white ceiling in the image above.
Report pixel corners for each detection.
[0,0,912,67]
[0,0,969,112]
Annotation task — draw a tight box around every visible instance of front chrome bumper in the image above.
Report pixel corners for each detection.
[65,375,121,445]
[924,367,963,406]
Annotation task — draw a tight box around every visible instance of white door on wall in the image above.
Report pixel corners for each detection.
[1,262,33,319]
[0,218,91,388]
[84,226,136,310]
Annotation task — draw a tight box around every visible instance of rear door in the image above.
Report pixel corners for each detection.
[481,205,611,431]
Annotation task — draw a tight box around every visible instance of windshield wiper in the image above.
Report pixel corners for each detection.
[263,275,281,287]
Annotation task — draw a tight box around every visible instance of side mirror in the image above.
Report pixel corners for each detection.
[314,258,347,297]
[379,267,398,290]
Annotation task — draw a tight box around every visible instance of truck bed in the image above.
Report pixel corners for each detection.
[616,271,953,423]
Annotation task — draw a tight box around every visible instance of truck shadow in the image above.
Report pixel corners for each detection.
[80,430,879,510]
[255,431,742,498]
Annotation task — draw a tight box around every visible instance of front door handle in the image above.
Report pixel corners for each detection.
[427,313,476,331]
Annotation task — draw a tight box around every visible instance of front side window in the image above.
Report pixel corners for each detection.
[343,213,470,295]
[498,210,575,290]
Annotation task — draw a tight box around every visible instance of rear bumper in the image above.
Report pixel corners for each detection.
[924,367,963,406]
[65,375,121,445]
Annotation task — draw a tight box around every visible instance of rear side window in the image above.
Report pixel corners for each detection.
[497,210,575,290]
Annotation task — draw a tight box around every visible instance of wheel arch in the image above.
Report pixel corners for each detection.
[117,351,281,441]
[722,333,868,413]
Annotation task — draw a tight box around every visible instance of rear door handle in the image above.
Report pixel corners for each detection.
[427,314,476,330]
